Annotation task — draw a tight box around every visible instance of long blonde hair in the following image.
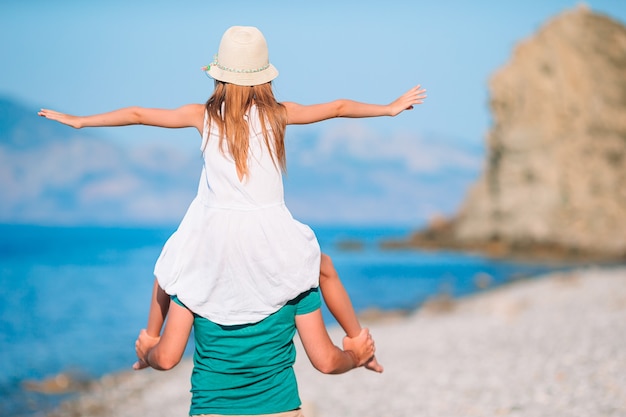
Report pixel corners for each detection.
[204,81,287,179]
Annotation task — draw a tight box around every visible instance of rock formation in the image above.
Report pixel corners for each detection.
[397,5,626,260]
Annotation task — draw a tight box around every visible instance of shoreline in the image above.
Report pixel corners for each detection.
[380,219,626,264]
[46,265,626,417]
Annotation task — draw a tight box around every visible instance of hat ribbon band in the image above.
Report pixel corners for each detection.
[202,54,270,74]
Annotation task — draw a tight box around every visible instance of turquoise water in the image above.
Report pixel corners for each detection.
[0,224,563,417]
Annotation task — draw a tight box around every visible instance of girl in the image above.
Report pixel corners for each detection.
[39,26,426,394]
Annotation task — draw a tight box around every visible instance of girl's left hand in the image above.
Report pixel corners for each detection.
[389,85,427,116]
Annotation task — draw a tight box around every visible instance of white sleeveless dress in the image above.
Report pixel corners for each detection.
[154,106,320,325]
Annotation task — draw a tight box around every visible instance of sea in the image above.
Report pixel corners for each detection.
[0,223,568,417]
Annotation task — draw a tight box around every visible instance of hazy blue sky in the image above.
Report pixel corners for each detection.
[3,1,625,149]
[1,1,625,226]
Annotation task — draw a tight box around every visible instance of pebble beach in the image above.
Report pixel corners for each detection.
[48,266,626,417]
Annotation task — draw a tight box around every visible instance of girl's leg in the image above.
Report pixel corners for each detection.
[147,277,170,337]
[319,253,383,373]
[319,253,361,337]
[134,278,170,370]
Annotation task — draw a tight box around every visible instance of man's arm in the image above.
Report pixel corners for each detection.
[295,308,374,374]
[135,299,193,371]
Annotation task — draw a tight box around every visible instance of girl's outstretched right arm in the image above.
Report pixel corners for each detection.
[283,85,426,125]
[38,104,205,132]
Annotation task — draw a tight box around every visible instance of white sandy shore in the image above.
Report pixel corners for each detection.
[49,266,626,417]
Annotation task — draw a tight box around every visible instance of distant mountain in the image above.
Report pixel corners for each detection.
[283,125,483,226]
[0,96,483,226]
[403,6,626,259]
[0,97,78,149]
[0,97,199,225]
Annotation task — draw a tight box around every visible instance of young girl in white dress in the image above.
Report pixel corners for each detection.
[39,26,426,374]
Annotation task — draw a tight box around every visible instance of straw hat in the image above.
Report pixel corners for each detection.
[204,26,278,86]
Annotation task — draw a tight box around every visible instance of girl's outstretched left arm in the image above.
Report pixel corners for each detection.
[38,104,205,132]
[284,85,426,125]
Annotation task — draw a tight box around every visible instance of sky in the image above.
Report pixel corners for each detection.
[3,0,624,147]
[1,0,625,226]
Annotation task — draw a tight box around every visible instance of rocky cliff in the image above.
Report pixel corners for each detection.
[398,5,626,260]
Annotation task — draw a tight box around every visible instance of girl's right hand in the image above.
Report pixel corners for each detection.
[342,328,375,367]
[38,109,81,128]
